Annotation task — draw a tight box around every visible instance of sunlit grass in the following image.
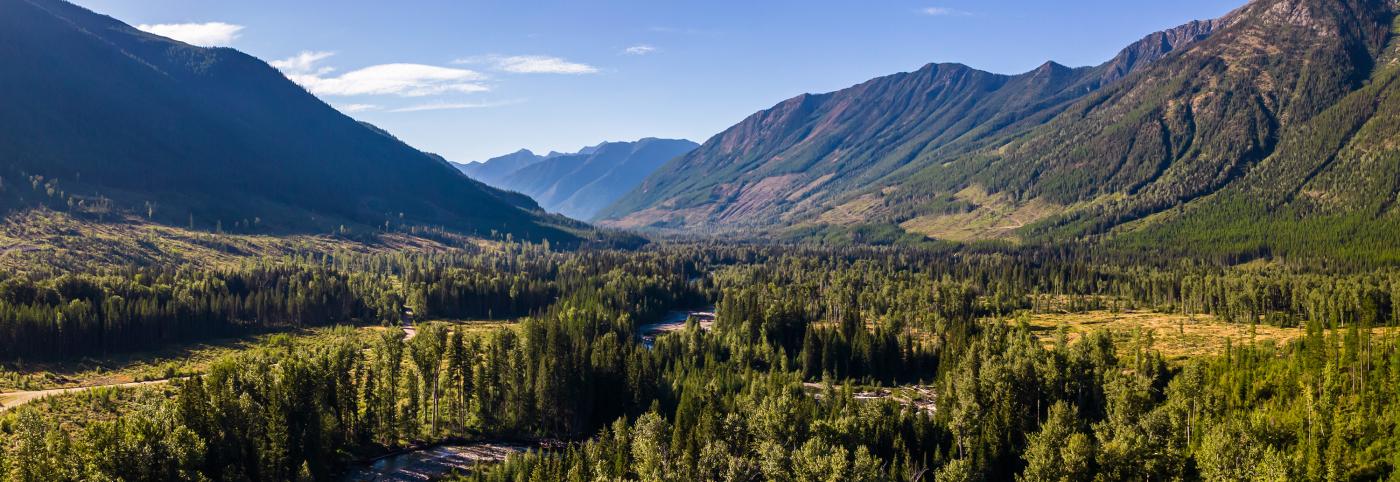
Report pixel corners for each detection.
[1007,309,1399,360]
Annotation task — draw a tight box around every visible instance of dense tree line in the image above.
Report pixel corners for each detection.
[461,247,1400,481]
[3,243,1400,480]
[0,243,709,361]
[0,262,397,359]
[6,241,1396,362]
[465,295,1400,481]
[0,244,704,480]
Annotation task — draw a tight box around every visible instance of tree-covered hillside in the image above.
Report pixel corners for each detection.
[596,11,1223,230]
[0,0,576,242]
[601,0,1400,262]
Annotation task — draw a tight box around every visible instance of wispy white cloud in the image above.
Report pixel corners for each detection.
[497,56,596,74]
[270,51,336,74]
[623,45,657,55]
[919,7,970,16]
[292,65,488,96]
[136,22,244,47]
[389,99,524,113]
[456,55,598,75]
[271,51,488,97]
[335,103,381,113]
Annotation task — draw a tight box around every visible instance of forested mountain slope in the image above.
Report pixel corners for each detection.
[596,12,1227,229]
[460,139,697,220]
[1113,42,1400,261]
[0,0,577,242]
[929,0,1396,250]
[601,0,1400,261]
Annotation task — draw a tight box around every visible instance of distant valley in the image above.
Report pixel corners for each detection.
[457,138,697,220]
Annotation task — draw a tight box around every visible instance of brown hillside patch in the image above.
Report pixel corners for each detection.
[900,186,1062,243]
[716,174,803,222]
[817,193,885,226]
[597,203,715,230]
[786,173,836,203]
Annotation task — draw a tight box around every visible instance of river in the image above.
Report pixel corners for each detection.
[637,308,715,348]
[340,442,532,481]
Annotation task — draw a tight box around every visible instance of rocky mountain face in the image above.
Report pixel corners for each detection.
[909,0,1395,251]
[0,0,577,242]
[596,6,1229,231]
[599,0,1400,260]
[459,139,697,220]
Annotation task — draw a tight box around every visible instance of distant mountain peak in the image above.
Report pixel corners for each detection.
[457,138,697,220]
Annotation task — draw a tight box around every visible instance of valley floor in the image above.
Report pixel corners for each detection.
[2,238,1397,481]
[1014,309,1400,360]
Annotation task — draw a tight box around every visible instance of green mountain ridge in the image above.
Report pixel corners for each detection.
[0,0,579,242]
[599,0,1400,260]
[595,9,1230,229]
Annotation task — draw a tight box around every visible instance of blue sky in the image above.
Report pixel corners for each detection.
[75,0,1241,163]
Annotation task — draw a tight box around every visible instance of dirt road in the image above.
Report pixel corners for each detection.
[0,378,174,412]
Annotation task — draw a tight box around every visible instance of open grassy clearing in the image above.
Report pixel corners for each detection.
[1008,309,1400,360]
[0,209,490,272]
[0,324,392,392]
[433,319,527,338]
